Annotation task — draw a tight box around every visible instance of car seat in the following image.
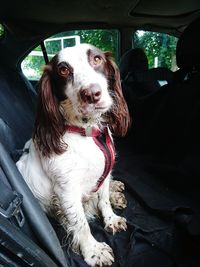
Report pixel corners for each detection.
[119,47,149,81]
[120,47,173,105]
[0,65,68,266]
[115,16,200,267]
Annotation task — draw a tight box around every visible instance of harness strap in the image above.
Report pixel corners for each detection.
[92,127,115,192]
[64,125,115,192]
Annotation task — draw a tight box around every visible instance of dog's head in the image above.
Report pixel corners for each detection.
[33,44,130,156]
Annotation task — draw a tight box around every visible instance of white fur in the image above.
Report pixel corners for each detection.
[59,44,113,123]
[16,44,127,267]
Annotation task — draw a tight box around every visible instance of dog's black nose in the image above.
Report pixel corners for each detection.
[80,84,102,104]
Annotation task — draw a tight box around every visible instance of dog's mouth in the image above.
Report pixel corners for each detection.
[60,98,111,126]
[95,106,107,111]
[79,102,111,116]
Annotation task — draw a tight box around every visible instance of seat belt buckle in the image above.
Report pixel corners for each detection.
[0,191,25,227]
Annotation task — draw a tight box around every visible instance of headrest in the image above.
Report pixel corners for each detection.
[176,17,200,70]
[119,48,148,80]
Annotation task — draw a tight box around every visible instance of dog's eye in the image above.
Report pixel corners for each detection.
[93,55,102,65]
[59,66,70,76]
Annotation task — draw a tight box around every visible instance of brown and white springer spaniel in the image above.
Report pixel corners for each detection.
[17,44,130,266]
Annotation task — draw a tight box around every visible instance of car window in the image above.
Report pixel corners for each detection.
[133,30,178,71]
[21,29,119,80]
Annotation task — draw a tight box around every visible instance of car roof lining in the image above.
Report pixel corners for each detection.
[0,0,200,34]
[0,0,200,67]
[131,0,200,17]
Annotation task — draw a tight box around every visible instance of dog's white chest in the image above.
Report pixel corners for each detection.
[58,132,105,192]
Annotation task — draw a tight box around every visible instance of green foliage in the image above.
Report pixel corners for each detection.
[45,40,61,55]
[134,31,177,70]
[79,29,118,60]
[0,24,4,36]
[53,29,119,60]
[22,45,45,80]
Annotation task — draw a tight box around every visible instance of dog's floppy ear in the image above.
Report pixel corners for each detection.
[105,52,131,136]
[33,65,67,157]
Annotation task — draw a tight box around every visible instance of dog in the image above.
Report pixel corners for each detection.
[17,43,130,266]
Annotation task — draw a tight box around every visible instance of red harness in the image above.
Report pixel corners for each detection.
[64,125,115,192]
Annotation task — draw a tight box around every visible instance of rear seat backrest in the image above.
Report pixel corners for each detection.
[119,48,148,81]
[0,66,37,159]
[173,16,200,83]
[120,47,173,102]
[146,67,173,87]
[130,16,200,156]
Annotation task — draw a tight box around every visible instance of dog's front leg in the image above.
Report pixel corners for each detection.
[98,175,127,234]
[53,181,114,267]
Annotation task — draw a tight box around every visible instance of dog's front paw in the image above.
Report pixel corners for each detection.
[110,180,125,193]
[82,240,114,266]
[110,191,127,210]
[105,215,127,235]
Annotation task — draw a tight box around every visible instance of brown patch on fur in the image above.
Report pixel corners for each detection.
[104,52,131,136]
[33,64,67,157]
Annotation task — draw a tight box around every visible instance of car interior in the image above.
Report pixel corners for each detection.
[0,1,200,266]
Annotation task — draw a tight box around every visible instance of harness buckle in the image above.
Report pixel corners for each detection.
[85,126,93,136]
[0,191,25,227]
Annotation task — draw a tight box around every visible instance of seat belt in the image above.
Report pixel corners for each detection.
[0,142,68,267]
[0,178,25,227]
[0,214,58,267]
